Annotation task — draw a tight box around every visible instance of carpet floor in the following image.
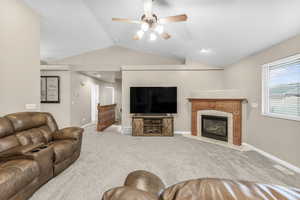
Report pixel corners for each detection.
[30,125,300,200]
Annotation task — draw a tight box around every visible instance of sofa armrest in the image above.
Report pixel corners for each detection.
[53,127,83,141]
[0,143,43,162]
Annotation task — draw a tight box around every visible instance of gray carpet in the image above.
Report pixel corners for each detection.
[30,125,300,200]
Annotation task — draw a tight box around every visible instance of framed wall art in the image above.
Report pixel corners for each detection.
[41,76,60,103]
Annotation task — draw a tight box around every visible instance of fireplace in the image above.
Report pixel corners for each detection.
[201,115,228,142]
[189,98,244,145]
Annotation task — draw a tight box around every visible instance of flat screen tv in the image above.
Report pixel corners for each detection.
[130,87,177,114]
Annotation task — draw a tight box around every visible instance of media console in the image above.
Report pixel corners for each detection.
[132,115,174,136]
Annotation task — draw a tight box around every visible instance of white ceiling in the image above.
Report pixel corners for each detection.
[24,0,300,66]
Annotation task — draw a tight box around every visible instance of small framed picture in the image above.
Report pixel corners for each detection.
[41,76,60,103]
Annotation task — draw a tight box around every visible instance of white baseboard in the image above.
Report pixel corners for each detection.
[81,122,96,129]
[174,131,191,135]
[243,143,300,174]
[122,127,132,135]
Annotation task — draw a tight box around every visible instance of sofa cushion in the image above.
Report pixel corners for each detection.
[161,178,300,200]
[16,126,53,146]
[38,125,53,142]
[124,170,165,196]
[0,117,14,138]
[0,135,20,153]
[5,112,58,133]
[50,140,78,164]
[103,186,159,200]
[0,159,40,200]
[0,117,19,153]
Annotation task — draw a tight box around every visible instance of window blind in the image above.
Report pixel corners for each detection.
[267,59,300,117]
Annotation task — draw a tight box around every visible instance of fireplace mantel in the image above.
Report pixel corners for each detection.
[188,98,246,146]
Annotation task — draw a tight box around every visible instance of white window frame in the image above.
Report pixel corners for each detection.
[262,54,300,121]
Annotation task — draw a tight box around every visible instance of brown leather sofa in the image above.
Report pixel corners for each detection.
[0,112,83,200]
[102,170,300,200]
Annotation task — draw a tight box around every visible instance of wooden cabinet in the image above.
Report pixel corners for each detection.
[162,118,173,136]
[132,118,143,136]
[132,115,174,136]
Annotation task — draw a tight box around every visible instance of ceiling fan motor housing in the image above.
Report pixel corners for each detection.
[141,14,158,27]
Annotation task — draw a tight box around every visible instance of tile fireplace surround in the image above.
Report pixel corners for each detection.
[189,97,246,146]
[199,110,233,143]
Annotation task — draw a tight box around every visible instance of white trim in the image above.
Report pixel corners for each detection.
[174,131,191,135]
[243,143,300,174]
[91,84,100,122]
[122,127,132,135]
[40,65,71,71]
[262,113,300,122]
[71,65,121,72]
[261,64,268,115]
[187,89,247,100]
[122,65,224,71]
[81,122,96,128]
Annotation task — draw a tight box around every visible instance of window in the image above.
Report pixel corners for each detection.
[262,54,300,121]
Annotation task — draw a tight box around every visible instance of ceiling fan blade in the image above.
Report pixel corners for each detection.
[112,18,142,24]
[158,14,188,24]
[161,32,171,40]
[144,0,153,17]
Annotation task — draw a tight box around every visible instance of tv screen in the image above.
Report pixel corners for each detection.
[130,87,177,114]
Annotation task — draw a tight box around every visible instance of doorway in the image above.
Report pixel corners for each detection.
[91,84,99,123]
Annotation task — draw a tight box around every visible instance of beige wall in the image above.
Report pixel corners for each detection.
[39,69,119,127]
[122,69,225,133]
[0,0,40,115]
[40,70,71,128]
[224,34,300,168]
[71,72,99,126]
[50,46,184,68]
[70,72,120,126]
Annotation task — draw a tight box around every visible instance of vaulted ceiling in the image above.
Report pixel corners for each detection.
[24,0,300,66]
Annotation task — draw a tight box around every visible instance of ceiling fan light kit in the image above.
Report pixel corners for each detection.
[112,0,188,41]
[150,33,158,41]
[155,25,164,34]
[136,30,145,39]
[141,23,150,32]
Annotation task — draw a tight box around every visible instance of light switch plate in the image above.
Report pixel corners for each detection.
[251,102,258,108]
[25,104,37,110]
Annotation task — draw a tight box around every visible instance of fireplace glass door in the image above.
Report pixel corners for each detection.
[201,115,228,142]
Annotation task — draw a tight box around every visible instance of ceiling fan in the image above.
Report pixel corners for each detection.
[112,0,188,41]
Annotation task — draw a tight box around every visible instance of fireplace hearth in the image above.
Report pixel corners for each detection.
[201,115,228,142]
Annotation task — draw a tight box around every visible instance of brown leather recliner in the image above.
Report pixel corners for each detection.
[102,170,300,200]
[0,112,83,200]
